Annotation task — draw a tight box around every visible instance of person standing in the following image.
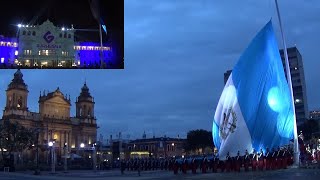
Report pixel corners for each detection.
[173,160,179,175]
[235,151,241,172]
[258,149,264,171]
[265,148,271,170]
[191,157,197,174]
[202,157,207,174]
[252,149,258,171]
[226,152,232,172]
[244,150,250,172]
[137,160,141,176]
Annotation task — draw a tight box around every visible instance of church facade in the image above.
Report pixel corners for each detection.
[1,69,97,161]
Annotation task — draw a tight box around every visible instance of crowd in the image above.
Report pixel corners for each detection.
[170,147,295,174]
[117,147,320,176]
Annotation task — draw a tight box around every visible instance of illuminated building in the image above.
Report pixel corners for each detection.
[279,47,308,125]
[0,20,114,68]
[224,47,308,125]
[126,133,186,159]
[0,69,97,162]
[310,110,320,121]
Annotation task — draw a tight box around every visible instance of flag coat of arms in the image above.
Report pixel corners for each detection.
[212,21,294,160]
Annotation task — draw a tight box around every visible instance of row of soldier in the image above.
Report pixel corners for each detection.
[172,147,294,174]
[120,158,177,172]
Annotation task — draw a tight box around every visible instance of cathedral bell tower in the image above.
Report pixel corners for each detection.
[76,81,95,124]
[4,69,29,116]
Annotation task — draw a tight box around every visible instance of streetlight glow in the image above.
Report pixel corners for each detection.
[17,24,22,28]
[80,143,85,148]
[62,27,65,31]
[48,142,53,147]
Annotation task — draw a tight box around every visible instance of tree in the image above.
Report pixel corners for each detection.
[0,120,37,167]
[297,119,320,141]
[185,129,213,154]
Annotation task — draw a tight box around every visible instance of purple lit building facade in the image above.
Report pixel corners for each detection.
[0,20,114,68]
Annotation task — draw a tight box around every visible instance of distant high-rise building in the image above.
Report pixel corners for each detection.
[310,110,320,121]
[223,46,308,125]
[280,47,308,125]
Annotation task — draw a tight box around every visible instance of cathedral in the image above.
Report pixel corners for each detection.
[1,69,97,161]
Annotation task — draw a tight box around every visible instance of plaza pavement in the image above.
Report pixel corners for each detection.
[0,167,320,180]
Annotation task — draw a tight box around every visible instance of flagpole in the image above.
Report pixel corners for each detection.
[99,23,104,69]
[274,0,300,167]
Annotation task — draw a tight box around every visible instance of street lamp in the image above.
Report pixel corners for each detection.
[80,143,85,148]
[48,140,55,173]
[34,128,40,175]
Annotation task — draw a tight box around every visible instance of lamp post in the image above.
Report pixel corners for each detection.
[48,140,55,173]
[34,128,40,175]
[64,142,68,172]
[80,143,85,168]
[93,143,97,172]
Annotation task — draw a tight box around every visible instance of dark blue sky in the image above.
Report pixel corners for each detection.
[0,0,319,140]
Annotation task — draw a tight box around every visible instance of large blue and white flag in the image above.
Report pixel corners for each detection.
[212,21,294,160]
[89,0,108,36]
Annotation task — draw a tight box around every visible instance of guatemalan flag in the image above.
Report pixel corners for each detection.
[212,21,294,160]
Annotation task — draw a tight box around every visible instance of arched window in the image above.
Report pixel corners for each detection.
[32,31,36,36]
[8,96,12,107]
[79,108,82,116]
[68,34,71,38]
[64,33,67,38]
[59,33,62,38]
[88,108,91,117]
[83,105,87,116]
[17,96,22,108]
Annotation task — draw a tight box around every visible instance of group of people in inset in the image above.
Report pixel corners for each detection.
[171,147,294,174]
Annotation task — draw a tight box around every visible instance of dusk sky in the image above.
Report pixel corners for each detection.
[0,0,319,140]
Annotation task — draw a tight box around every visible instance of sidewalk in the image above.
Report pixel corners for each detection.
[0,169,169,179]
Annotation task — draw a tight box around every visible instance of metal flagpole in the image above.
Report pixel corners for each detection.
[99,23,104,69]
[274,0,300,167]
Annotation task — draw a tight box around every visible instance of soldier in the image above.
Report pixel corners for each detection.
[265,148,271,170]
[202,157,207,173]
[252,149,258,171]
[173,160,179,175]
[182,159,187,174]
[271,148,276,170]
[137,160,142,176]
[276,147,281,169]
[226,152,232,172]
[213,155,219,173]
[258,149,264,171]
[244,150,250,172]
[235,151,241,172]
[281,148,287,169]
[191,157,197,174]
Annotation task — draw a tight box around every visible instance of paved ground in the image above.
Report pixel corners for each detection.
[1,167,320,180]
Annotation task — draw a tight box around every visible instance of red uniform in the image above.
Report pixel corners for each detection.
[173,161,178,175]
[252,153,258,171]
[271,151,277,170]
[191,159,197,174]
[182,160,187,174]
[213,157,218,173]
[201,158,207,173]
[226,155,231,172]
[265,150,271,170]
[258,151,264,171]
[235,155,241,172]
[244,154,250,172]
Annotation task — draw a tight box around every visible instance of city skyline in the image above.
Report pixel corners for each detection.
[0,0,319,139]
